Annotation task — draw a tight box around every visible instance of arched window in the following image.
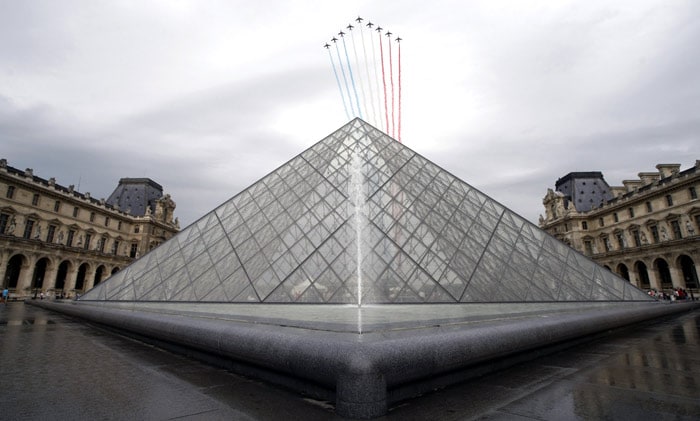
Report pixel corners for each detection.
[635,261,650,289]
[5,254,25,289]
[94,266,106,286]
[679,255,698,289]
[617,263,630,281]
[654,258,673,288]
[55,261,70,291]
[32,257,50,292]
[75,263,89,291]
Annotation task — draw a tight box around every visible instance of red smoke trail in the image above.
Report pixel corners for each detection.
[388,35,395,138]
[378,31,389,133]
[398,41,402,143]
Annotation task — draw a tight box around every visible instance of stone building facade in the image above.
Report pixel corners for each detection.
[540,161,700,293]
[0,159,179,299]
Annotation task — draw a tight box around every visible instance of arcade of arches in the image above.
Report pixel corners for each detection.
[604,253,699,292]
[1,246,122,297]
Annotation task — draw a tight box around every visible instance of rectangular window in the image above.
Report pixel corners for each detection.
[67,230,75,247]
[47,225,56,243]
[73,207,79,218]
[112,240,120,255]
[134,225,140,234]
[628,207,635,218]
[690,186,698,200]
[581,221,588,230]
[98,237,106,252]
[23,220,35,239]
[105,217,110,227]
[32,193,40,206]
[0,213,8,234]
[646,201,653,212]
[598,217,604,227]
[603,237,611,252]
[650,225,660,243]
[671,220,682,240]
[130,243,138,258]
[666,194,673,206]
[54,201,61,212]
[613,213,619,223]
[89,212,95,222]
[84,233,92,250]
[632,229,641,247]
[117,221,122,231]
[584,240,593,255]
[6,185,15,199]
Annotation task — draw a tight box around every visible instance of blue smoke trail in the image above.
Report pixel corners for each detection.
[341,35,363,119]
[327,48,350,120]
[334,42,355,117]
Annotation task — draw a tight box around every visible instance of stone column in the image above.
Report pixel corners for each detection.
[83,264,97,291]
[64,264,79,296]
[43,262,59,294]
[647,268,662,291]
[668,264,685,289]
[16,256,34,296]
[627,270,641,289]
[0,252,9,289]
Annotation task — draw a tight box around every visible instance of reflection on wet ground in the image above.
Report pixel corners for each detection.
[1,303,699,420]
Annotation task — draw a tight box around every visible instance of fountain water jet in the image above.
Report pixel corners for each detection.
[350,144,366,331]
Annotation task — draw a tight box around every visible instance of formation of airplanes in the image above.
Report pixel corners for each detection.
[323,16,401,48]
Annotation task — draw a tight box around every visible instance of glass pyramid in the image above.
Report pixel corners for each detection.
[81,119,650,304]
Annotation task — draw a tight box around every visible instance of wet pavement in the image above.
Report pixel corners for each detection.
[1,302,699,420]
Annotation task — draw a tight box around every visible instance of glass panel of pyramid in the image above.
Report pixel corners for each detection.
[81,119,652,303]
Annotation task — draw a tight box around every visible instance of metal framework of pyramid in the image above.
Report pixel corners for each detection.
[81,119,650,304]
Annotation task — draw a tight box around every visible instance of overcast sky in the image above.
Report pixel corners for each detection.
[1,0,698,227]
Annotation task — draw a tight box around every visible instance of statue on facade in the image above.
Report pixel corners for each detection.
[33,224,42,240]
[77,235,83,247]
[7,217,16,235]
[57,230,64,244]
[660,226,668,241]
[687,220,695,236]
[641,231,648,245]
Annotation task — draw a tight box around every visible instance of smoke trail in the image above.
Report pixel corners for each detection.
[378,30,389,133]
[327,47,351,120]
[349,27,369,122]
[370,27,383,130]
[359,23,378,126]
[397,40,402,143]
[388,33,395,138]
[341,35,362,119]
[335,41,355,117]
